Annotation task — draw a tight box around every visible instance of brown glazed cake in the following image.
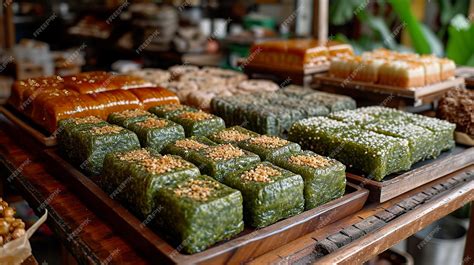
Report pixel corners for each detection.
[7,72,179,133]
[438,88,474,136]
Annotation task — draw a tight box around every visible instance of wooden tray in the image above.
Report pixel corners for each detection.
[0,105,57,146]
[313,75,465,107]
[239,59,329,85]
[455,67,474,88]
[43,148,369,264]
[347,146,474,203]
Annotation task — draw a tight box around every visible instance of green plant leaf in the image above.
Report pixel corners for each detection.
[446,15,474,66]
[420,24,444,56]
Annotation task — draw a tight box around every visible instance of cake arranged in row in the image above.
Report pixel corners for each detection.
[56,107,347,253]
[211,85,356,137]
[289,106,455,180]
[8,71,179,132]
[329,49,456,88]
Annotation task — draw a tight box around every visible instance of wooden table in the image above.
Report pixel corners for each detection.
[0,114,473,265]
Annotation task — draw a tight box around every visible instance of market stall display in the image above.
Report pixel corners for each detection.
[211,85,356,136]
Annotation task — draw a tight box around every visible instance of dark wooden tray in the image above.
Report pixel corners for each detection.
[43,148,369,264]
[0,105,57,146]
[347,146,474,203]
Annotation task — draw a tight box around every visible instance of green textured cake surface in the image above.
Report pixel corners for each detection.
[272,150,346,210]
[107,109,156,128]
[156,175,244,254]
[289,117,411,181]
[102,150,200,216]
[162,136,216,161]
[127,117,185,151]
[190,144,261,182]
[57,116,108,163]
[169,111,226,137]
[223,162,304,228]
[210,86,356,137]
[148,104,198,119]
[208,126,259,145]
[68,124,141,176]
[238,135,301,162]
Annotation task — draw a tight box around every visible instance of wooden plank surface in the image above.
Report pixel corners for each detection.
[251,166,474,264]
[44,148,368,264]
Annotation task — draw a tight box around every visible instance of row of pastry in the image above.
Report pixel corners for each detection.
[329,48,456,88]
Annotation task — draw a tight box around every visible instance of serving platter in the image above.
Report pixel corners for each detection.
[43,148,368,264]
[346,146,474,203]
[0,104,57,146]
[313,75,465,107]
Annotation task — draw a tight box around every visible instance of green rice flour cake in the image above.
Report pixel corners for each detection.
[70,124,140,175]
[190,144,260,182]
[272,151,346,210]
[169,110,225,137]
[162,136,216,161]
[156,175,243,254]
[107,109,156,128]
[148,104,197,119]
[127,117,185,151]
[102,150,200,216]
[208,126,259,145]
[223,162,304,228]
[239,135,301,162]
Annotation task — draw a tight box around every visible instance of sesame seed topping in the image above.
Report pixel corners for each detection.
[205,144,245,160]
[240,164,281,183]
[174,179,220,201]
[289,155,331,169]
[138,155,191,174]
[72,116,103,125]
[249,135,289,149]
[179,111,212,121]
[114,109,150,119]
[91,125,123,135]
[215,129,253,142]
[174,139,209,150]
[118,149,152,161]
[136,118,168,128]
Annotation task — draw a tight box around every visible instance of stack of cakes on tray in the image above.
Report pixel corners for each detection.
[57,103,348,254]
[329,48,456,88]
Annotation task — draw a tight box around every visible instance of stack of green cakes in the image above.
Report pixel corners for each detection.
[289,106,455,181]
[210,85,356,136]
[57,105,350,254]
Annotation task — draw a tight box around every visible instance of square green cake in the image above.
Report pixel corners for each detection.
[57,116,108,163]
[272,151,346,210]
[107,109,156,128]
[223,162,304,228]
[68,124,141,175]
[189,144,260,182]
[148,104,197,119]
[162,136,216,161]
[169,110,226,137]
[208,126,259,145]
[238,135,301,163]
[155,175,244,254]
[102,149,200,216]
[289,117,411,181]
[127,117,185,151]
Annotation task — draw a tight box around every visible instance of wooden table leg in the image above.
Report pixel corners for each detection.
[464,202,474,265]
